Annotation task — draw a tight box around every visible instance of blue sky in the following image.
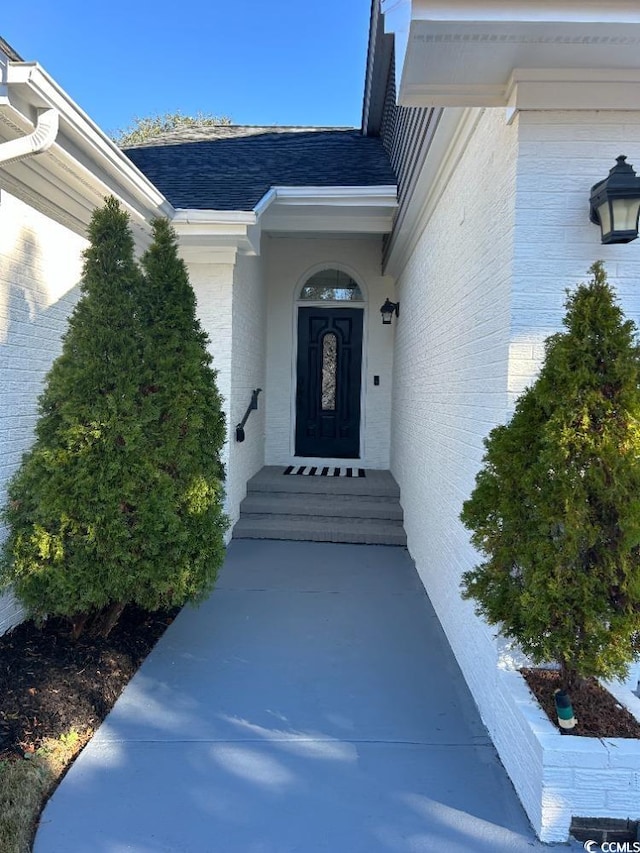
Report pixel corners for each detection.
[2,1,372,136]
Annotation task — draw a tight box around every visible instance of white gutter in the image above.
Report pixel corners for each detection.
[254,185,398,217]
[7,62,169,211]
[0,107,58,167]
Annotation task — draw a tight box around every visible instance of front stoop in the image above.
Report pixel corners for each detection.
[233,466,407,546]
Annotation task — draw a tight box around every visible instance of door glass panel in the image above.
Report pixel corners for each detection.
[301,269,363,302]
[321,333,337,410]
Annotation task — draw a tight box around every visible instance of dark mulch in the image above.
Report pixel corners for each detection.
[0,606,178,761]
[522,667,640,738]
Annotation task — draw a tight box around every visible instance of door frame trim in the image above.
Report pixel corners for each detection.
[289,263,369,462]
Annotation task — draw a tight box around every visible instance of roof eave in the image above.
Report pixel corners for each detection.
[171,185,398,262]
[0,58,171,240]
[257,184,398,236]
[171,208,259,263]
[382,0,640,110]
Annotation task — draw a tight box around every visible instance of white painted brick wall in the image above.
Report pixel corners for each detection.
[390,106,517,723]
[189,254,266,531]
[502,670,640,842]
[227,252,266,525]
[0,190,86,635]
[391,106,640,841]
[510,111,640,401]
[505,111,640,838]
[188,261,235,534]
[0,591,25,637]
[264,235,394,468]
[0,209,263,629]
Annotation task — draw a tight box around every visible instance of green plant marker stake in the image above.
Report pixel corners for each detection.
[554,689,577,732]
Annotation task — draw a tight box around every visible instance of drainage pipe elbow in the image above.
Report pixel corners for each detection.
[0,107,59,167]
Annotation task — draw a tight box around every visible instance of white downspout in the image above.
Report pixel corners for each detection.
[0,107,59,167]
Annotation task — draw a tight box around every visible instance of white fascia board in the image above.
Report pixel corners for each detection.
[254,185,398,236]
[505,67,640,120]
[268,185,397,204]
[5,62,170,218]
[171,209,256,226]
[256,185,397,211]
[409,1,640,25]
[385,0,640,108]
[171,209,259,257]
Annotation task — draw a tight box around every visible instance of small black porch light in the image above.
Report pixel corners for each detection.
[590,155,640,244]
[380,298,400,325]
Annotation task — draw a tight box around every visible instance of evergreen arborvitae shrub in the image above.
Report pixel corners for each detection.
[0,199,228,635]
[461,261,640,690]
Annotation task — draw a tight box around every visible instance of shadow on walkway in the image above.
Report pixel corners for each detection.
[35,541,578,852]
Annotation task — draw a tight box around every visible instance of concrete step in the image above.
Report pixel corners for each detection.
[236,467,406,546]
[246,466,400,498]
[232,514,407,546]
[239,492,404,521]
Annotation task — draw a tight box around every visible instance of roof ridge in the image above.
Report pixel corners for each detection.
[123,125,364,151]
[213,124,358,130]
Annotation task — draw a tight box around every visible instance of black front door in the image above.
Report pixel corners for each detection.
[295,307,363,458]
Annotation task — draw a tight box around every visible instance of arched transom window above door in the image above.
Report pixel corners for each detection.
[299,269,364,302]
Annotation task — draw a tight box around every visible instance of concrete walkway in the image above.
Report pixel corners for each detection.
[36,541,575,852]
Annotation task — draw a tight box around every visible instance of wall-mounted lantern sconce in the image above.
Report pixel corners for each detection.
[590,155,640,244]
[380,298,400,325]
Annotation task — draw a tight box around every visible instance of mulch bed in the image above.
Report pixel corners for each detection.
[522,667,640,738]
[0,606,178,761]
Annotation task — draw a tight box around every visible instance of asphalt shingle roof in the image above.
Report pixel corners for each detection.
[123,126,397,211]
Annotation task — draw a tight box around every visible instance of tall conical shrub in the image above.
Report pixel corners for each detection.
[135,215,228,606]
[461,262,640,690]
[0,199,227,635]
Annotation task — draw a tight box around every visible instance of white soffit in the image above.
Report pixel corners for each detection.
[382,0,640,108]
[172,209,258,262]
[256,186,398,235]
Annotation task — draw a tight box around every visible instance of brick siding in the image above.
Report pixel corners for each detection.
[0,190,86,635]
